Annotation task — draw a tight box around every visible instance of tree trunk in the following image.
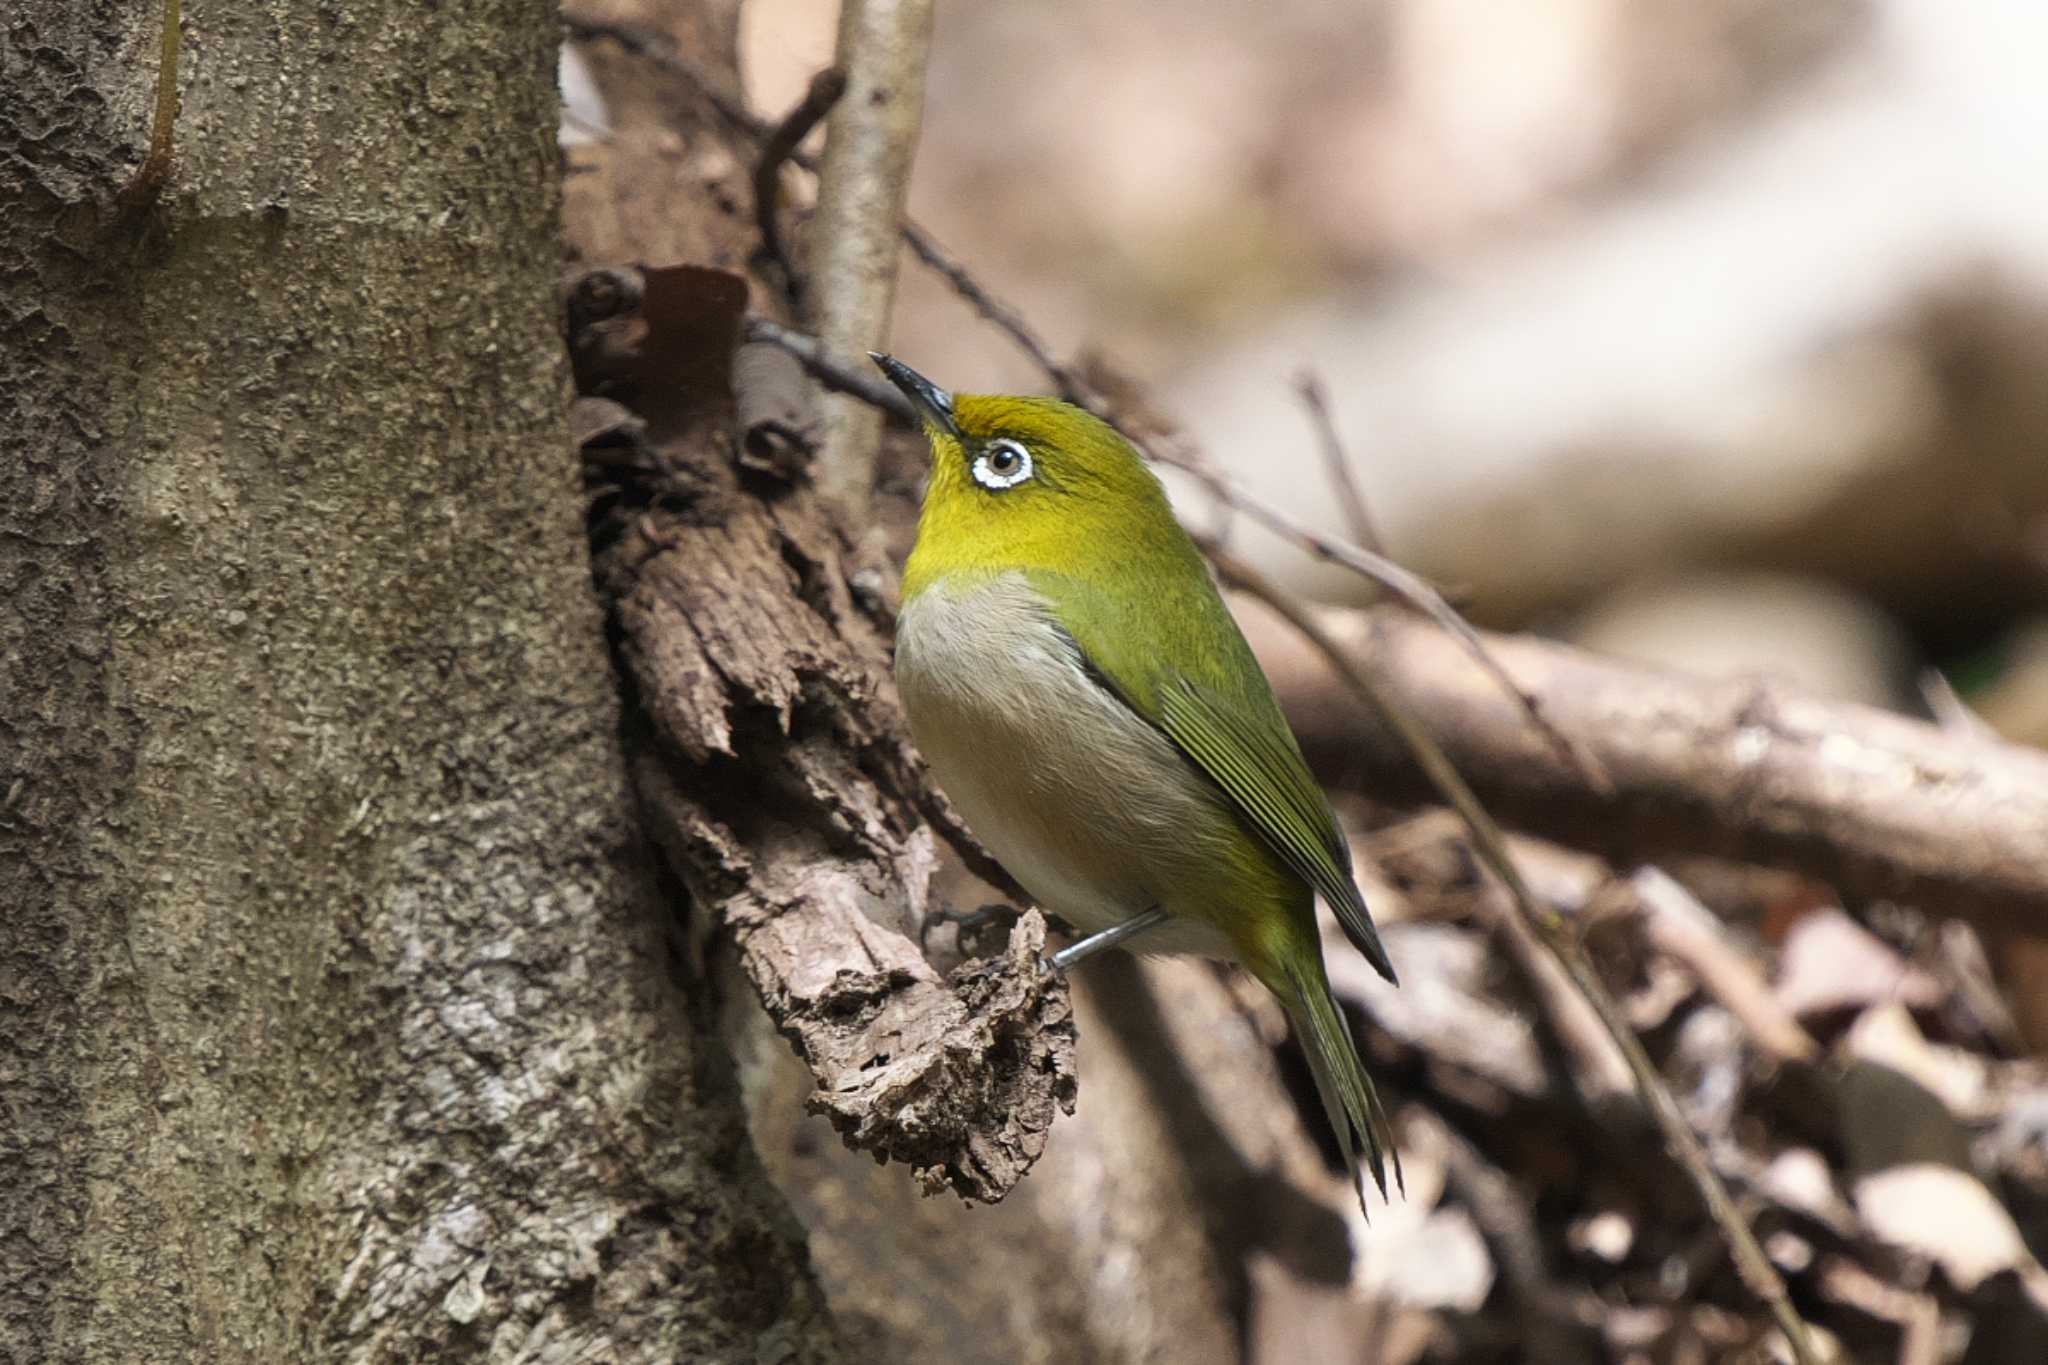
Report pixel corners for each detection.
[1,3,840,1361]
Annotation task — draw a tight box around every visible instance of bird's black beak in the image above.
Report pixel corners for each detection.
[870,352,961,438]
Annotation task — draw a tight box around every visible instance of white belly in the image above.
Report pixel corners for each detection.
[895,573,1239,959]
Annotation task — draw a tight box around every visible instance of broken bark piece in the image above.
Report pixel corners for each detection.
[582,263,1066,1202]
[732,338,820,479]
[796,912,1076,1200]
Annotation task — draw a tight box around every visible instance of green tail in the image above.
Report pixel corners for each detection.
[1278,955,1403,1214]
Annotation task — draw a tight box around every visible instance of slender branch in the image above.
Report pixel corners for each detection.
[753,67,847,300]
[804,0,933,523]
[1489,873,1635,1101]
[1207,546,1823,1365]
[1161,444,1610,793]
[115,0,182,216]
[561,15,760,133]
[746,317,913,419]
[1919,667,1993,739]
[1296,370,1386,555]
[898,224,1088,400]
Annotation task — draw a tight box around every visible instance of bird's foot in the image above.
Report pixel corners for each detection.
[919,901,1022,957]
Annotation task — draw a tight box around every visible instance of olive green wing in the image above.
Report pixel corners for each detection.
[1031,568,1397,985]
[1155,677,1396,984]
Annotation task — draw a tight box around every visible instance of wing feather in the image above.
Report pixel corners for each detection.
[1158,679,1397,984]
[1033,565,1397,986]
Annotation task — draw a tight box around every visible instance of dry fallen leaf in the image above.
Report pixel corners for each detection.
[1852,1164,2039,1293]
[1349,1108,1496,1313]
[1325,922,1547,1100]
[1774,907,1942,1018]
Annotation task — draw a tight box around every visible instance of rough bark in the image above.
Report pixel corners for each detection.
[726,955,1321,1365]
[1,3,838,1361]
[1245,600,2048,931]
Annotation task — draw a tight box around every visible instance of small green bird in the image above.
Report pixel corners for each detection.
[874,353,1402,1208]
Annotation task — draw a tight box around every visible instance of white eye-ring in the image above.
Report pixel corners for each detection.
[971,438,1034,491]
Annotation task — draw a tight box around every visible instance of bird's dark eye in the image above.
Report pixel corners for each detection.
[971,438,1034,491]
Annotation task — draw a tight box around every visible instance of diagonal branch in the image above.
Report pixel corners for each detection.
[1207,546,1823,1365]
[1260,606,2048,935]
[1296,370,1387,556]
[752,67,847,299]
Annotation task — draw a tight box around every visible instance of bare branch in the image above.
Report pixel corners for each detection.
[899,224,1088,400]
[561,14,760,132]
[746,316,913,419]
[1295,371,1386,556]
[753,67,847,300]
[1208,546,1823,1365]
[1157,441,1610,793]
[1262,606,2048,935]
[805,0,933,523]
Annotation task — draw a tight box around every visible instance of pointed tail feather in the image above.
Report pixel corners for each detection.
[1277,956,1403,1215]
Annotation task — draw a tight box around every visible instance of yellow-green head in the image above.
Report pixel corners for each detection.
[871,353,1191,604]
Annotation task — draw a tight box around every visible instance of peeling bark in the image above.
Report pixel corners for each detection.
[559,13,1078,1200]
[588,311,1077,1201]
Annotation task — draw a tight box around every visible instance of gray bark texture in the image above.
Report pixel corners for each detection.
[1,3,841,1362]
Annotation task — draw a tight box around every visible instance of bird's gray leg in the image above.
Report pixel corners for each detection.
[1048,907,1172,973]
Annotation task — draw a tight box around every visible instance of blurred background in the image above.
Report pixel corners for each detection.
[745,0,2048,701]
[568,1,2048,1359]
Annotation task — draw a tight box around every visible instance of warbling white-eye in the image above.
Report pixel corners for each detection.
[874,353,1403,1209]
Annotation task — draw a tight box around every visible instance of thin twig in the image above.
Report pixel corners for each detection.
[753,67,847,301]
[1206,545,1824,1365]
[1296,371,1386,555]
[1169,448,1610,793]
[1490,875,1635,1101]
[115,0,182,216]
[745,317,912,419]
[898,224,1089,400]
[1920,667,1996,740]
[563,15,761,131]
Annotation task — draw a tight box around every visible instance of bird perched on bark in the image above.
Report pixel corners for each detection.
[875,353,1402,1208]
